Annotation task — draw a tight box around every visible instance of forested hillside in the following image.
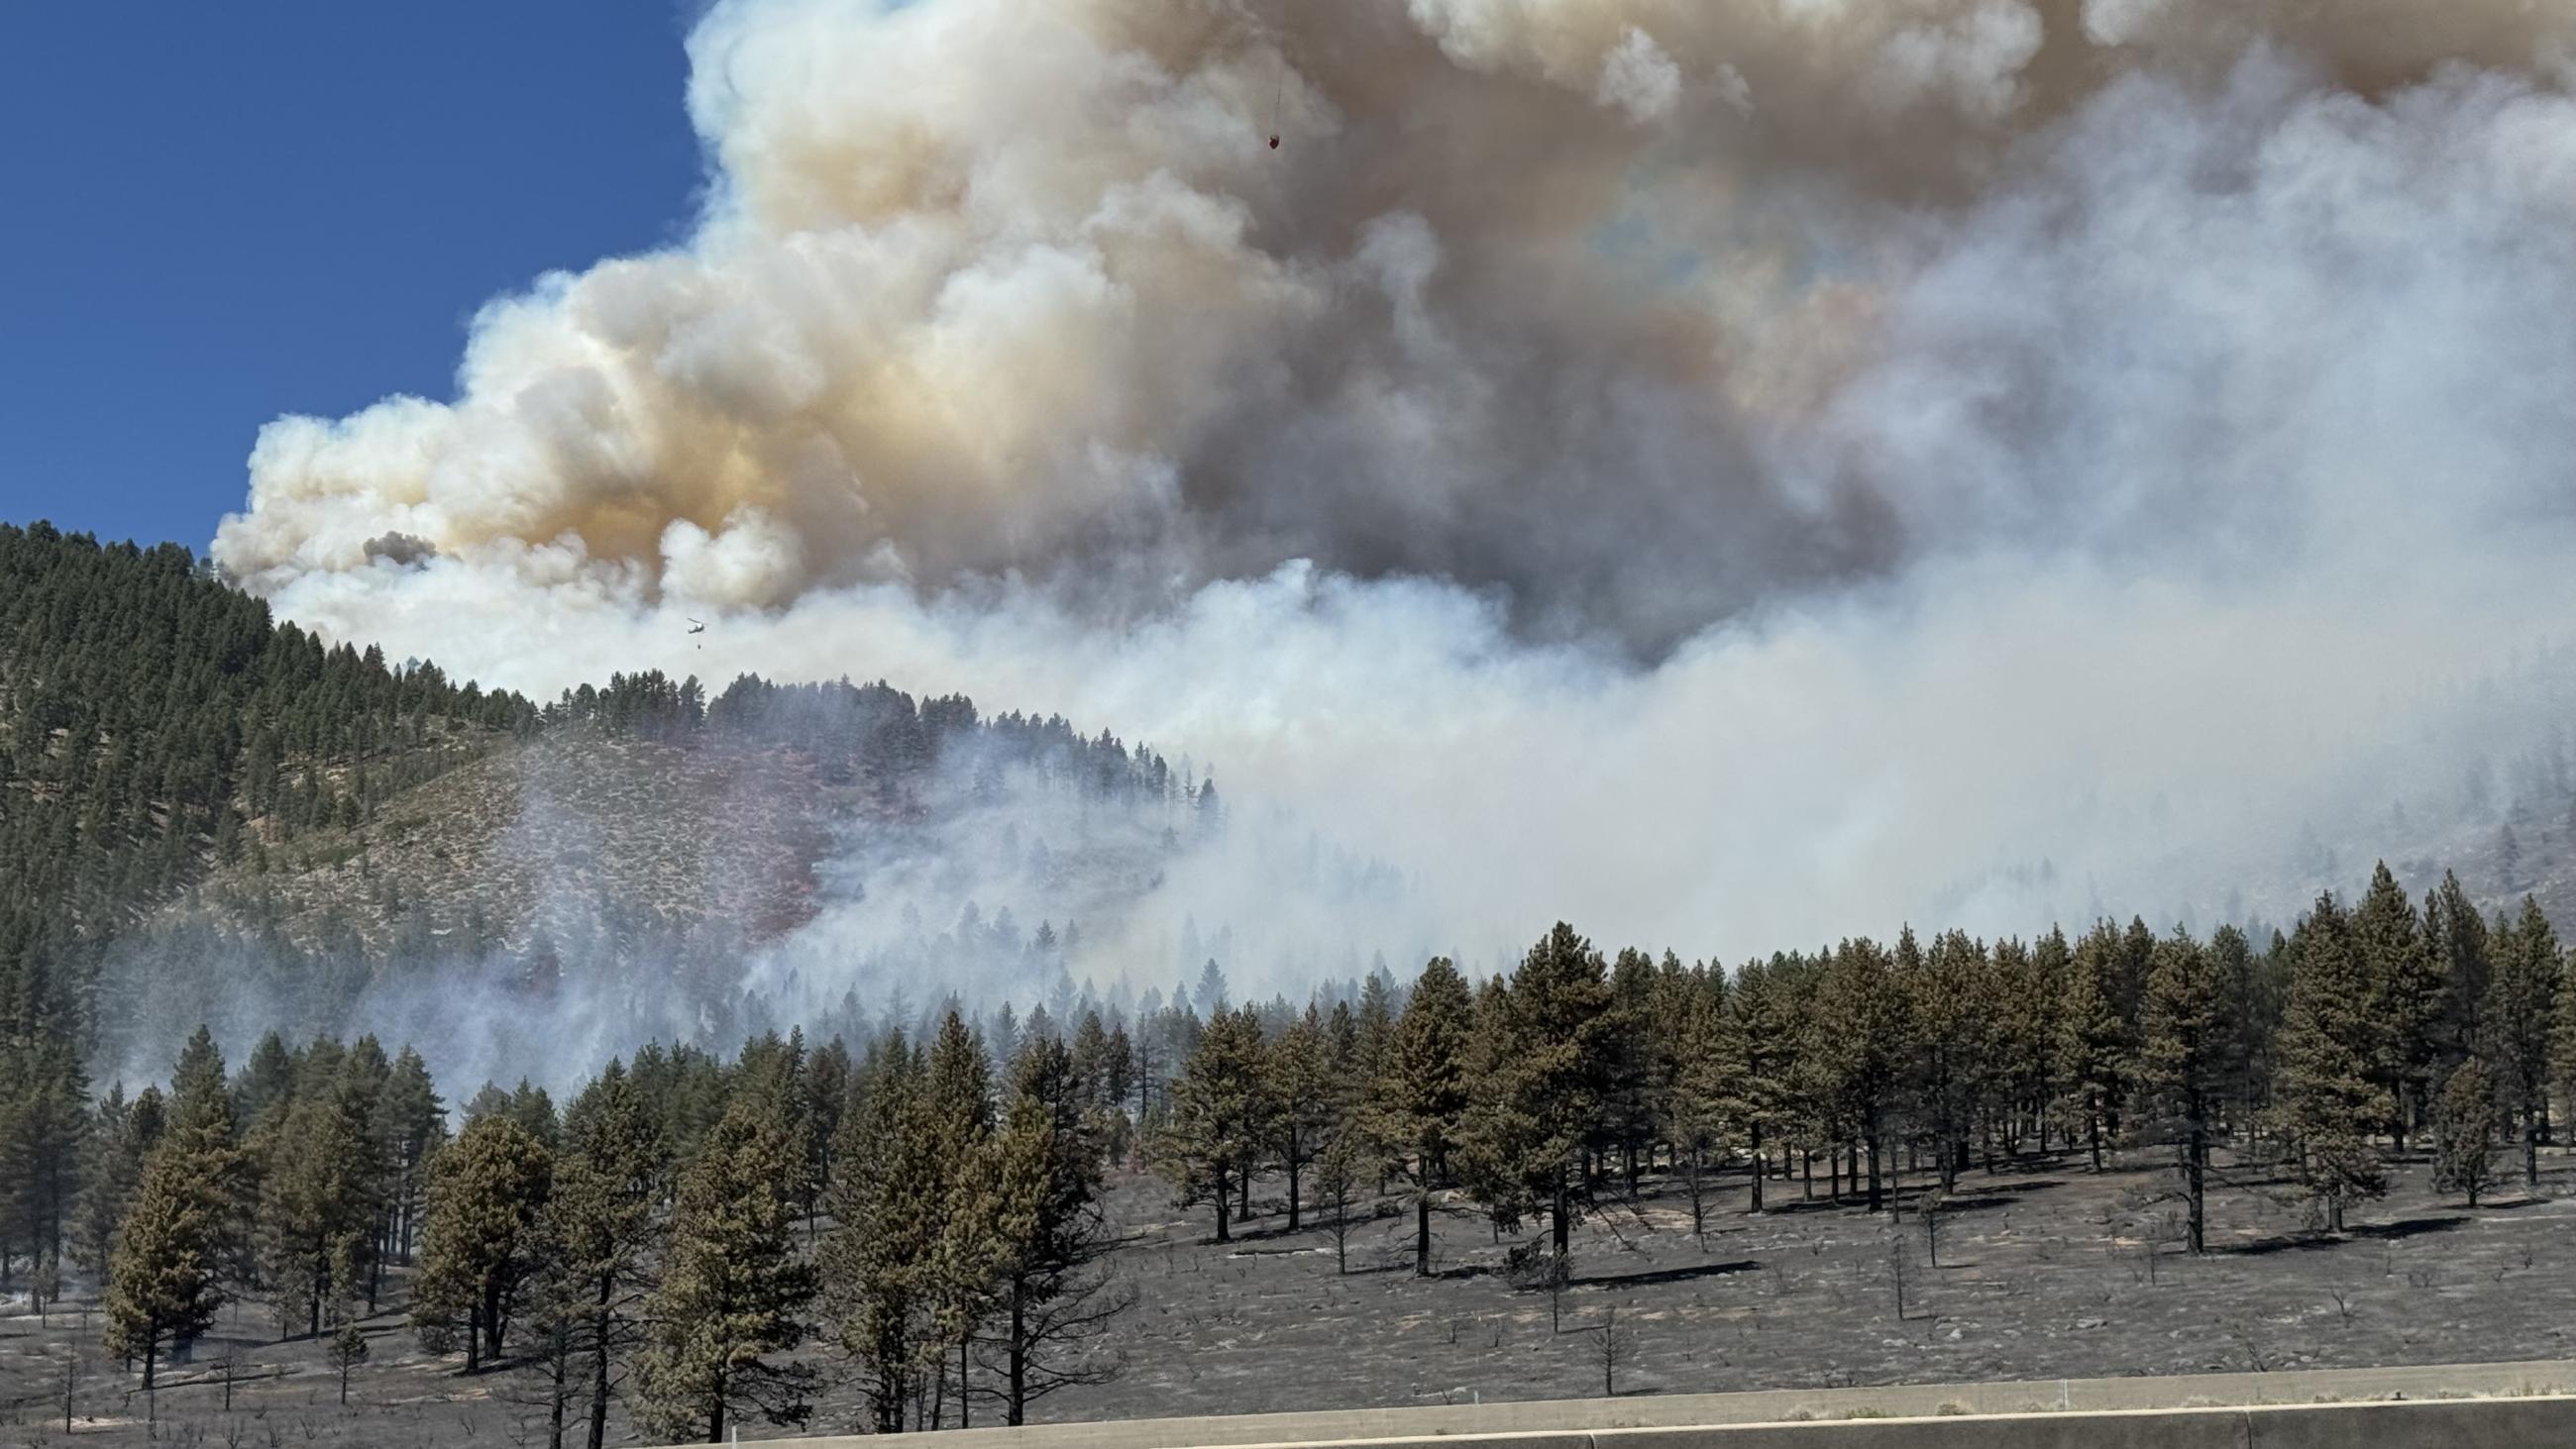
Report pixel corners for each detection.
[0,522,1205,1301]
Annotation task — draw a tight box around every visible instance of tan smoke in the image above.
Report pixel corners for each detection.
[212,0,2576,654]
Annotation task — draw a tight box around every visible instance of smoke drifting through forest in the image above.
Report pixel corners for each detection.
[209,0,2576,999]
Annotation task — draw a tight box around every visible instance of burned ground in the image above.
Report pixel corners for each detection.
[6,1145,2573,1446]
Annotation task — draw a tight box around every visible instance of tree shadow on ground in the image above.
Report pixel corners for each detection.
[1567,1260,1758,1290]
[2218,1214,2471,1257]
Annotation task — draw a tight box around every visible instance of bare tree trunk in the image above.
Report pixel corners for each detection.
[1415,1188,1433,1277]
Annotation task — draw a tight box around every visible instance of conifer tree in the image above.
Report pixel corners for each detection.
[2424,872,2491,1070]
[1602,948,1660,1192]
[1721,956,1795,1211]
[2276,893,2387,1234]
[2430,1056,2503,1207]
[72,1085,159,1284]
[1816,937,1904,1211]
[1267,1008,1336,1230]
[2139,928,2221,1253]
[413,1115,553,1372]
[2493,897,2560,1187]
[976,1055,1129,1424]
[2354,862,2441,1149]
[1662,965,1729,1237]
[2058,924,2126,1174]
[1465,923,1614,1256]
[1907,930,1989,1192]
[103,1139,225,1392]
[257,1066,373,1340]
[378,1047,447,1266]
[823,1034,938,1433]
[1155,1006,1266,1243]
[2203,925,2265,1134]
[1380,957,1472,1274]
[634,1105,817,1443]
[925,1012,1000,1425]
[548,1061,668,1449]
[2026,928,2074,1153]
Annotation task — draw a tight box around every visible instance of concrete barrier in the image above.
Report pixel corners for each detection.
[666,1360,2576,1449]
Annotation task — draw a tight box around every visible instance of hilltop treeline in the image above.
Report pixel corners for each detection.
[543,668,1198,809]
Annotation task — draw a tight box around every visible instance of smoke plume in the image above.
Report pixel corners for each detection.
[210,0,2576,997]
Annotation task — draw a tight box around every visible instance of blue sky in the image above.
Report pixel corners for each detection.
[0,2,707,550]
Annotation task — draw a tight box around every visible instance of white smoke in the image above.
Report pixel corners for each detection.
[208,0,2576,995]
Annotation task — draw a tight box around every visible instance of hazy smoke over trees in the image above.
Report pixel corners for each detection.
[207,0,2576,970]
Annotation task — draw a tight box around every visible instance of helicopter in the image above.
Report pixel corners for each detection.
[686,618,706,636]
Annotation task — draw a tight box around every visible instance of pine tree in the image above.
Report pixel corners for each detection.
[1601,948,1659,1194]
[1816,937,1905,1211]
[2430,1057,2503,1208]
[633,1105,817,1443]
[1380,957,1472,1275]
[2354,863,2441,1150]
[377,1047,447,1267]
[2139,928,2221,1253]
[1907,930,1990,1193]
[2058,924,2126,1174]
[2276,893,2387,1234]
[1662,964,1729,1238]
[548,1061,668,1449]
[2494,898,2560,1188]
[976,1063,1130,1424]
[1465,923,1614,1256]
[71,1085,159,1285]
[924,1012,1000,1427]
[103,1137,225,1392]
[1268,1008,1335,1231]
[822,1036,938,1433]
[1721,956,1795,1211]
[257,1048,380,1341]
[1155,1006,1266,1243]
[413,1115,553,1372]
[2425,872,2491,1070]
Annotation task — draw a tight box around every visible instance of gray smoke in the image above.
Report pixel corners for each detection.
[198,0,2576,1002]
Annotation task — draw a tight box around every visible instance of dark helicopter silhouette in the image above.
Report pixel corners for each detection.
[686,618,706,636]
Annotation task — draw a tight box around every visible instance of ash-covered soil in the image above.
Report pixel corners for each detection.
[7,1146,2573,1446]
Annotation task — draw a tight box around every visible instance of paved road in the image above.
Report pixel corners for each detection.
[657,1358,2576,1449]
